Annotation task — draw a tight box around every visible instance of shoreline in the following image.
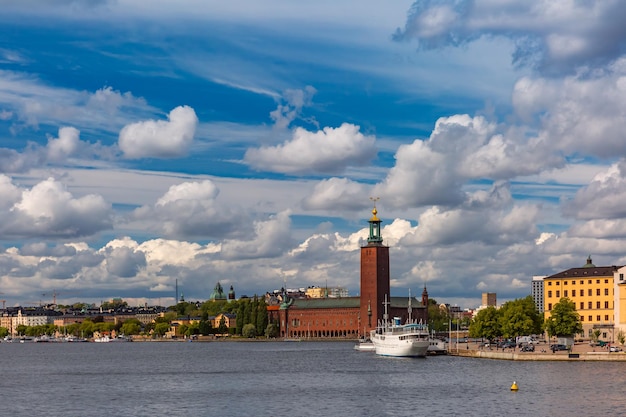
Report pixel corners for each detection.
[448,342,626,361]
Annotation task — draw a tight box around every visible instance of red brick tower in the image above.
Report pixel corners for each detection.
[360,203,390,336]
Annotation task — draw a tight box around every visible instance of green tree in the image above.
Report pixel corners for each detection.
[178,324,189,336]
[154,322,170,337]
[120,320,141,335]
[236,302,245,334]
[201,299,229,316]
[544,298,583,338]
[591,329,601,344]
[618,330,625,345]
[256,298,268,334]
[79,320,95,337]
[155,311,177,324]
[218,316,228,335]
[243,302,251,328]
[65,323,80,336]
[499,296,543,339]
[16,324,27,336]
[469,306,502,341]
[427,299,450,332]
[242,323,257,338]
[0,327,8,338]
[186,322,200,336]
[199,310,212,335]
[265,323,279,338]
[100,298,128,311]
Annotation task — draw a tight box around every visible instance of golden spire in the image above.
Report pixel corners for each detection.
[369,196,380,221]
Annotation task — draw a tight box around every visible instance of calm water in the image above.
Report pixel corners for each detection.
[1,340,625,416]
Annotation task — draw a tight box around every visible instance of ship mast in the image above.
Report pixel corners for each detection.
[407,288,412,323]
[382,294,390,328]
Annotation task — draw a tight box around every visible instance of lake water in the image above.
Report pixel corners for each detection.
[1,340,625,416]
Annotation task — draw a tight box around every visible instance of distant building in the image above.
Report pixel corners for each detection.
[482,293,497,307]
[532,276,546,313]
[544,256,618,340]
[1,307,62,336]
[209,282,227,301]
[213,313,237,331]
[305,286,349,298]
[614,266,626,336]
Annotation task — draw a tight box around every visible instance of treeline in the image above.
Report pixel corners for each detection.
[0,317,144,339]
[0,296,278,339]
[172,296,273,337]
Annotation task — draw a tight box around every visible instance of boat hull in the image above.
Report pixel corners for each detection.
[371,337,429,357]
[354,340,376,352]
[370,323,430,357]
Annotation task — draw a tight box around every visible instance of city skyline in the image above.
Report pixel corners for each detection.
[1,1,626,309]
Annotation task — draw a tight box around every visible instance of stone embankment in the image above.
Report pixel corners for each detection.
[449,343,626,361]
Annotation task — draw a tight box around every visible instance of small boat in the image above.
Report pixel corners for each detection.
[64,335,88,343]
[34,335,58,343]
[427,338,448,355]
[370,295,430,358]
[354,338,376,352]
[94,335,132,343]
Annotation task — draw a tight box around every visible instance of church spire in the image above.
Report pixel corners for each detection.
[367,197,383,245]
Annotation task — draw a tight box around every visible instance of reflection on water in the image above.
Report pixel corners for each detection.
[1,341,625,416]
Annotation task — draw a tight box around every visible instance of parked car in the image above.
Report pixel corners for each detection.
[609,346,622,352]
[497,340,516,349]
[520,344,535,352]
[550,344,568,351]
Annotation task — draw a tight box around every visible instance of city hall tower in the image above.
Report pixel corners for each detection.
[359,201,390,335]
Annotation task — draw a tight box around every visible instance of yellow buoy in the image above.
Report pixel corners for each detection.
[511,381,519,391]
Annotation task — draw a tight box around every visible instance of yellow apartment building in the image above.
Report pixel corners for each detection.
[544,256,617,340]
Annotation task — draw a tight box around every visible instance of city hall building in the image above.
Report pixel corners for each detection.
[272,206,429,339]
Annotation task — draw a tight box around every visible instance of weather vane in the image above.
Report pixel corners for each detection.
[369,196,380,207]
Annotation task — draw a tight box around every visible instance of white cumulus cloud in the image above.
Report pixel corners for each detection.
[0,176,112,238]
[244,123,377,175]
[119,105,198,159]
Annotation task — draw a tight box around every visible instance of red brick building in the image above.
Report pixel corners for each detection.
[275,206,428,339]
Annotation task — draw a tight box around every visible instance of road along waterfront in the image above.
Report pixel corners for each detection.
[449,341,626,361]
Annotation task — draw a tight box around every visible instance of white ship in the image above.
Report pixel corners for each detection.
[370,295,429,357]
[93,335,132,343]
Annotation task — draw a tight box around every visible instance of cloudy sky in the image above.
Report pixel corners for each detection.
[1,0,626,309]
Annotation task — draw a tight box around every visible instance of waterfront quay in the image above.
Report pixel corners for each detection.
[449,341,626,361]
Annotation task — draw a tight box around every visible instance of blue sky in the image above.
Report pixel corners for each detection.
[1,0,626,309]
